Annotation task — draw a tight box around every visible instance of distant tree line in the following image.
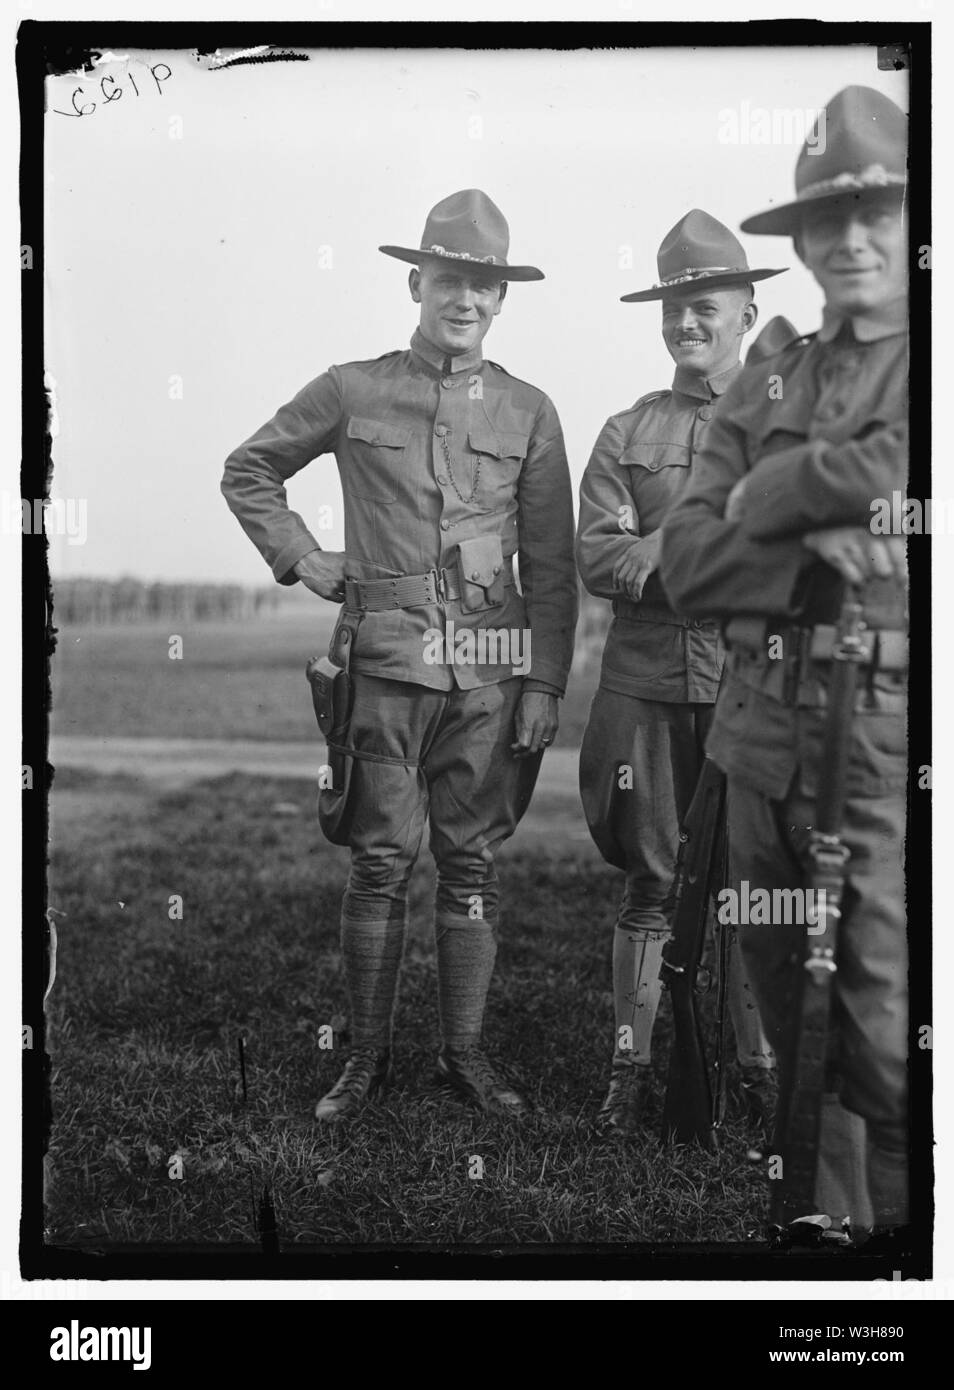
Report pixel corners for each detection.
[51,576,615,654]
[53,576,285,625]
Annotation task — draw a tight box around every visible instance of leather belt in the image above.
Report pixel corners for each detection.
[808,623,907,671]
[724,617,907,672]
[614,598,716,629]
[343,567,513,613]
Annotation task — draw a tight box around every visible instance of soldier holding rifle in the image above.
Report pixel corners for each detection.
[661,88,909,1238]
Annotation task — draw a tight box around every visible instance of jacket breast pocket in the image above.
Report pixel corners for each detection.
[620,442,691,516]
[620,441,691,475]
[467,426,529,512]
[345,416,411,502]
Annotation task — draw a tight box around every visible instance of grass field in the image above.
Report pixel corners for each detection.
[46,765,768,1247]
[44,611,771,1248]
[50,614,603,748]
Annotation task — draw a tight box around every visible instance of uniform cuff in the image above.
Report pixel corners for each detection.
[522,679,563,698]
[273,536,322,586]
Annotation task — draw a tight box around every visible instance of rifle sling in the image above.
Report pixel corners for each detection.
[778,598,868,1220]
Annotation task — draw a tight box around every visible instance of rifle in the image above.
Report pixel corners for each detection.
[660,758,728,1149]
[711,841,732,1139]
[772,589,870,1230]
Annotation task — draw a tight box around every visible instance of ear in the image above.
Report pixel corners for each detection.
[741,300,759,335]
[409,268,422,303]
[792,232,806,267]
[493,280,508,315]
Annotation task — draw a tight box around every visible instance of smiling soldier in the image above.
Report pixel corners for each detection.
[660,89,910,1239]
[576,211,782,1135]
[222,190,577,1122]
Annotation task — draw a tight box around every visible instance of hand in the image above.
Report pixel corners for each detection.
[802,528,907,586]
[613,531,661,602]
[724,477,748,521]
[511,691,558,758]
[293,549,348,601]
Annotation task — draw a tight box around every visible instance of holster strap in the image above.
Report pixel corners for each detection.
[327,742,421,769]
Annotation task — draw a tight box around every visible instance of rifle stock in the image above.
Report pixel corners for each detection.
[660,758,727,1149]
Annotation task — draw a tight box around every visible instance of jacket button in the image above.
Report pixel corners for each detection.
[648,460,658,471]
[698,406,712,421]
[435,425,448,436]
[440,520,451,531]
[471,571,481,580]
[442,377,455,388]
[437,474,448,486]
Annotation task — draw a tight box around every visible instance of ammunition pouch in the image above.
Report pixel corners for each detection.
[455,535,507,613]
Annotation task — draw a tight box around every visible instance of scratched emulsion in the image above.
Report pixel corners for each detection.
[47,45,309,122]
[201,48,310,70]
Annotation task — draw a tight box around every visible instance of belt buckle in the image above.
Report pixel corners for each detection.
[428,569,444,604]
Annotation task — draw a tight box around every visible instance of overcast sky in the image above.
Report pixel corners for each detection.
[44,43,908,584]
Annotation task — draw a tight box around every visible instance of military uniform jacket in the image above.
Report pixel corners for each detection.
[221,329,578,692]
[575,363,740,703]
[660,300,908,798]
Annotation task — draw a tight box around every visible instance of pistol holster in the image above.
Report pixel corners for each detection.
[305,606,363,846]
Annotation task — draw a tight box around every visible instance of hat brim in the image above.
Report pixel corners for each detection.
[740,181,906,237]
[379,245,544,281]
[620,267,787,303]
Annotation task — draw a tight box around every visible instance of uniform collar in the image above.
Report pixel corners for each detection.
[817,294,908,344]
[410,327,484,375]
[672,359,742,401]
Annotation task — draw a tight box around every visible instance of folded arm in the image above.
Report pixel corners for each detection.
[659,406,812,619]
[575,416,646,600]
[735,422,909,541]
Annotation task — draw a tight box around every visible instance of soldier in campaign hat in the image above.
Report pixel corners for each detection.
[223,189,577,1122]
[576,209,782,1135]
[661,87,909,1237]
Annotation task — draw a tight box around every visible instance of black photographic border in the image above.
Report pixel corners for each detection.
[18,16,933,1284]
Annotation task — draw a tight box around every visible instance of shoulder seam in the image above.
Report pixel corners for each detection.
[746,331,817,367]
[337,349,403,369]
[485,360,545,394]
[614,389,669,419]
